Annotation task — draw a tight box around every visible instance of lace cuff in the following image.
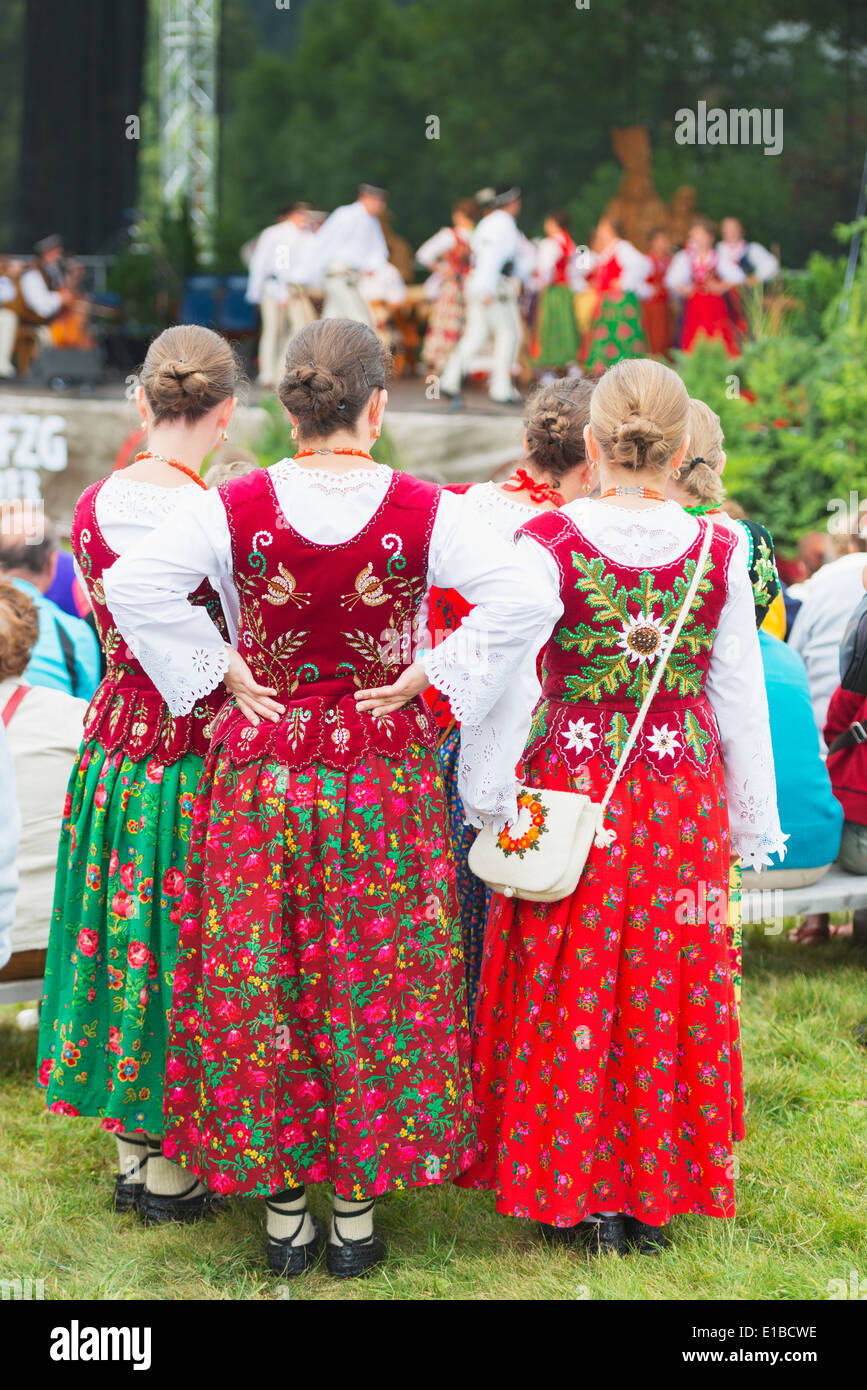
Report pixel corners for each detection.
[727,781,789,873]
[421,631,511,729]
[124,632,229,717]
[734,829,790,874]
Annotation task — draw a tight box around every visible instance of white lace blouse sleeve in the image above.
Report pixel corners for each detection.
[705,546,788,871]
[421,490,560,829]
[102,489,234,717]
[664,249,692,293]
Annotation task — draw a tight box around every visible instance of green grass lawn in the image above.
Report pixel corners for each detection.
[2,924,866,1302]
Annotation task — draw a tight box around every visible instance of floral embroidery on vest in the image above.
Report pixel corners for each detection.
[213,468,440,769]
[518,512,735,780]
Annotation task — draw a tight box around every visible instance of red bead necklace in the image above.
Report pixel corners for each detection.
[294,447,375,463]
[134,451,207,489]
[501,467,564,508]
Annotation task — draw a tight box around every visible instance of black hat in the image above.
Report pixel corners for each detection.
[34,233,63,255]
[359,183,388,199]
[490,184,521,208]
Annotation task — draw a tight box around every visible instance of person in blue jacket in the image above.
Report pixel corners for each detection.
[760,628,842,872]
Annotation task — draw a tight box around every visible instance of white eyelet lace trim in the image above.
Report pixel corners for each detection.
[272,457,392,494]
[95,474,199,529]
[421,636,510,730]
[124,632,229,717]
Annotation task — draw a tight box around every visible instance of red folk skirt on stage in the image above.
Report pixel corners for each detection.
[642,295,672,356]
[680,292,741,357]
[459,748,743,1227]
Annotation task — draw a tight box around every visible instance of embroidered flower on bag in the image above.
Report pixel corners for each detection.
[562,717,597,754]
[647,723,681,759]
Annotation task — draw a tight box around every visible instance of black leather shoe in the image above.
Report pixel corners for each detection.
[112,1173,144,1214]
[268,1213,322,1278]
[624,1215,668,1254]
[326,1199,386,1279]
[326,1232,387,1279]
[139,1181,220,1226]
[578,1214,627,1256]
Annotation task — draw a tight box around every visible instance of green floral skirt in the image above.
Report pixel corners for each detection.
[36,740,202,1133]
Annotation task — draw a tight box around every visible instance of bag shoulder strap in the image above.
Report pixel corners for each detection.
[596,520,714,833]
[53,616,79,696]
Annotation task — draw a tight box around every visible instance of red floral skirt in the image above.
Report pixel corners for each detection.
[459,748,743,1226]
[161,746,476,1199]
[681,292,740,357]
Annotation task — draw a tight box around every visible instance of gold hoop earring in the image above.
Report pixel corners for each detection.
[220,431,228,443]
[291,426,298,440]
[372,426,381,440]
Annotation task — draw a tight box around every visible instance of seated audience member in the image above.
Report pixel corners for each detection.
[45,547,91,619]
[0,502,100,701]
[755,630,841,891]
[0,722,19,971]
[789,536,867,739]
[814,680,867,945]
[0,579,86,960]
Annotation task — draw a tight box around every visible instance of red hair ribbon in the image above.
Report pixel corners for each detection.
[501,467,564,507]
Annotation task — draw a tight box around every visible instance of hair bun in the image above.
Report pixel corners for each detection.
[610,414,669,470]
[281,361,347,425]
[150,359,210,411]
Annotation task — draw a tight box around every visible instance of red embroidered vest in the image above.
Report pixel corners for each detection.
[72,479,227,763]
[210,467,440,768]
[519,512,735,779]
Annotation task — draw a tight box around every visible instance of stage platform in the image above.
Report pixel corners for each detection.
[0,377,526,527]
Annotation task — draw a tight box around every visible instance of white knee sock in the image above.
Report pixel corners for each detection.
[330,1194,375,1245]
[144,1134,206,1198]
[115,1132,148,1185]
[266,1186,315,1246]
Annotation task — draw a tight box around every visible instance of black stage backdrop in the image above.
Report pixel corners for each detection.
[15,0,147,254]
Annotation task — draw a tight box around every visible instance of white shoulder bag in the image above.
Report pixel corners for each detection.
[468,521,713,902]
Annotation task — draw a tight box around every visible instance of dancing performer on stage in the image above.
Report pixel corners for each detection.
[530,211,580,375]
[299,184,391,326]
[246,203,315,388]
[666,219,744,356]
[641,228,673,357]
[425,379,595,1018]
[717,216,779,340]
[439,185,525,407]
[416,199,478,376]
[580,217,652,376]
[461,358,786,1254]
[37,326,239,1223]
[103,318,555,1280]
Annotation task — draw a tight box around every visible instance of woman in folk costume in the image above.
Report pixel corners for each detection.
[37,326,238,1223]
[425,379,596,1019]
[665,218,745,357]
[416,199,478,377]
[580,217,652,376]
[529,211,580,375]
[460,358,786,1255]
[667,397,782,1001]
[103,318,555,1281]
[641,227,674,358]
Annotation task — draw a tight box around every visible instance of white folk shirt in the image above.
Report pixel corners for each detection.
[717,239,779,283]
[299,203,390,287]
[467,210,520,299]
[515,497,787,871]
[788,551,867,740]
[103,461,560,829]
[246,221,314,304]
[19,267,62,319]
[415,225,471,298]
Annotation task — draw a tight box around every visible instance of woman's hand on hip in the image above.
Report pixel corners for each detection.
[223,646,285,726]
[355,660,430,716]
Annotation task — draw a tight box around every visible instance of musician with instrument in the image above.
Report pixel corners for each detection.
[7,235,94,374]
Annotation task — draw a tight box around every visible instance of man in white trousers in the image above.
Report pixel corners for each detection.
[439,185,524,407]
[298,185,390,326]
[246,203,313,387]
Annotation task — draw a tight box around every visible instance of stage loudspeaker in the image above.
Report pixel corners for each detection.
[15,0,147,253]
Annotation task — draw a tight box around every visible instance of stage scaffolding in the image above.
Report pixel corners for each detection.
[159,0,219,263]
